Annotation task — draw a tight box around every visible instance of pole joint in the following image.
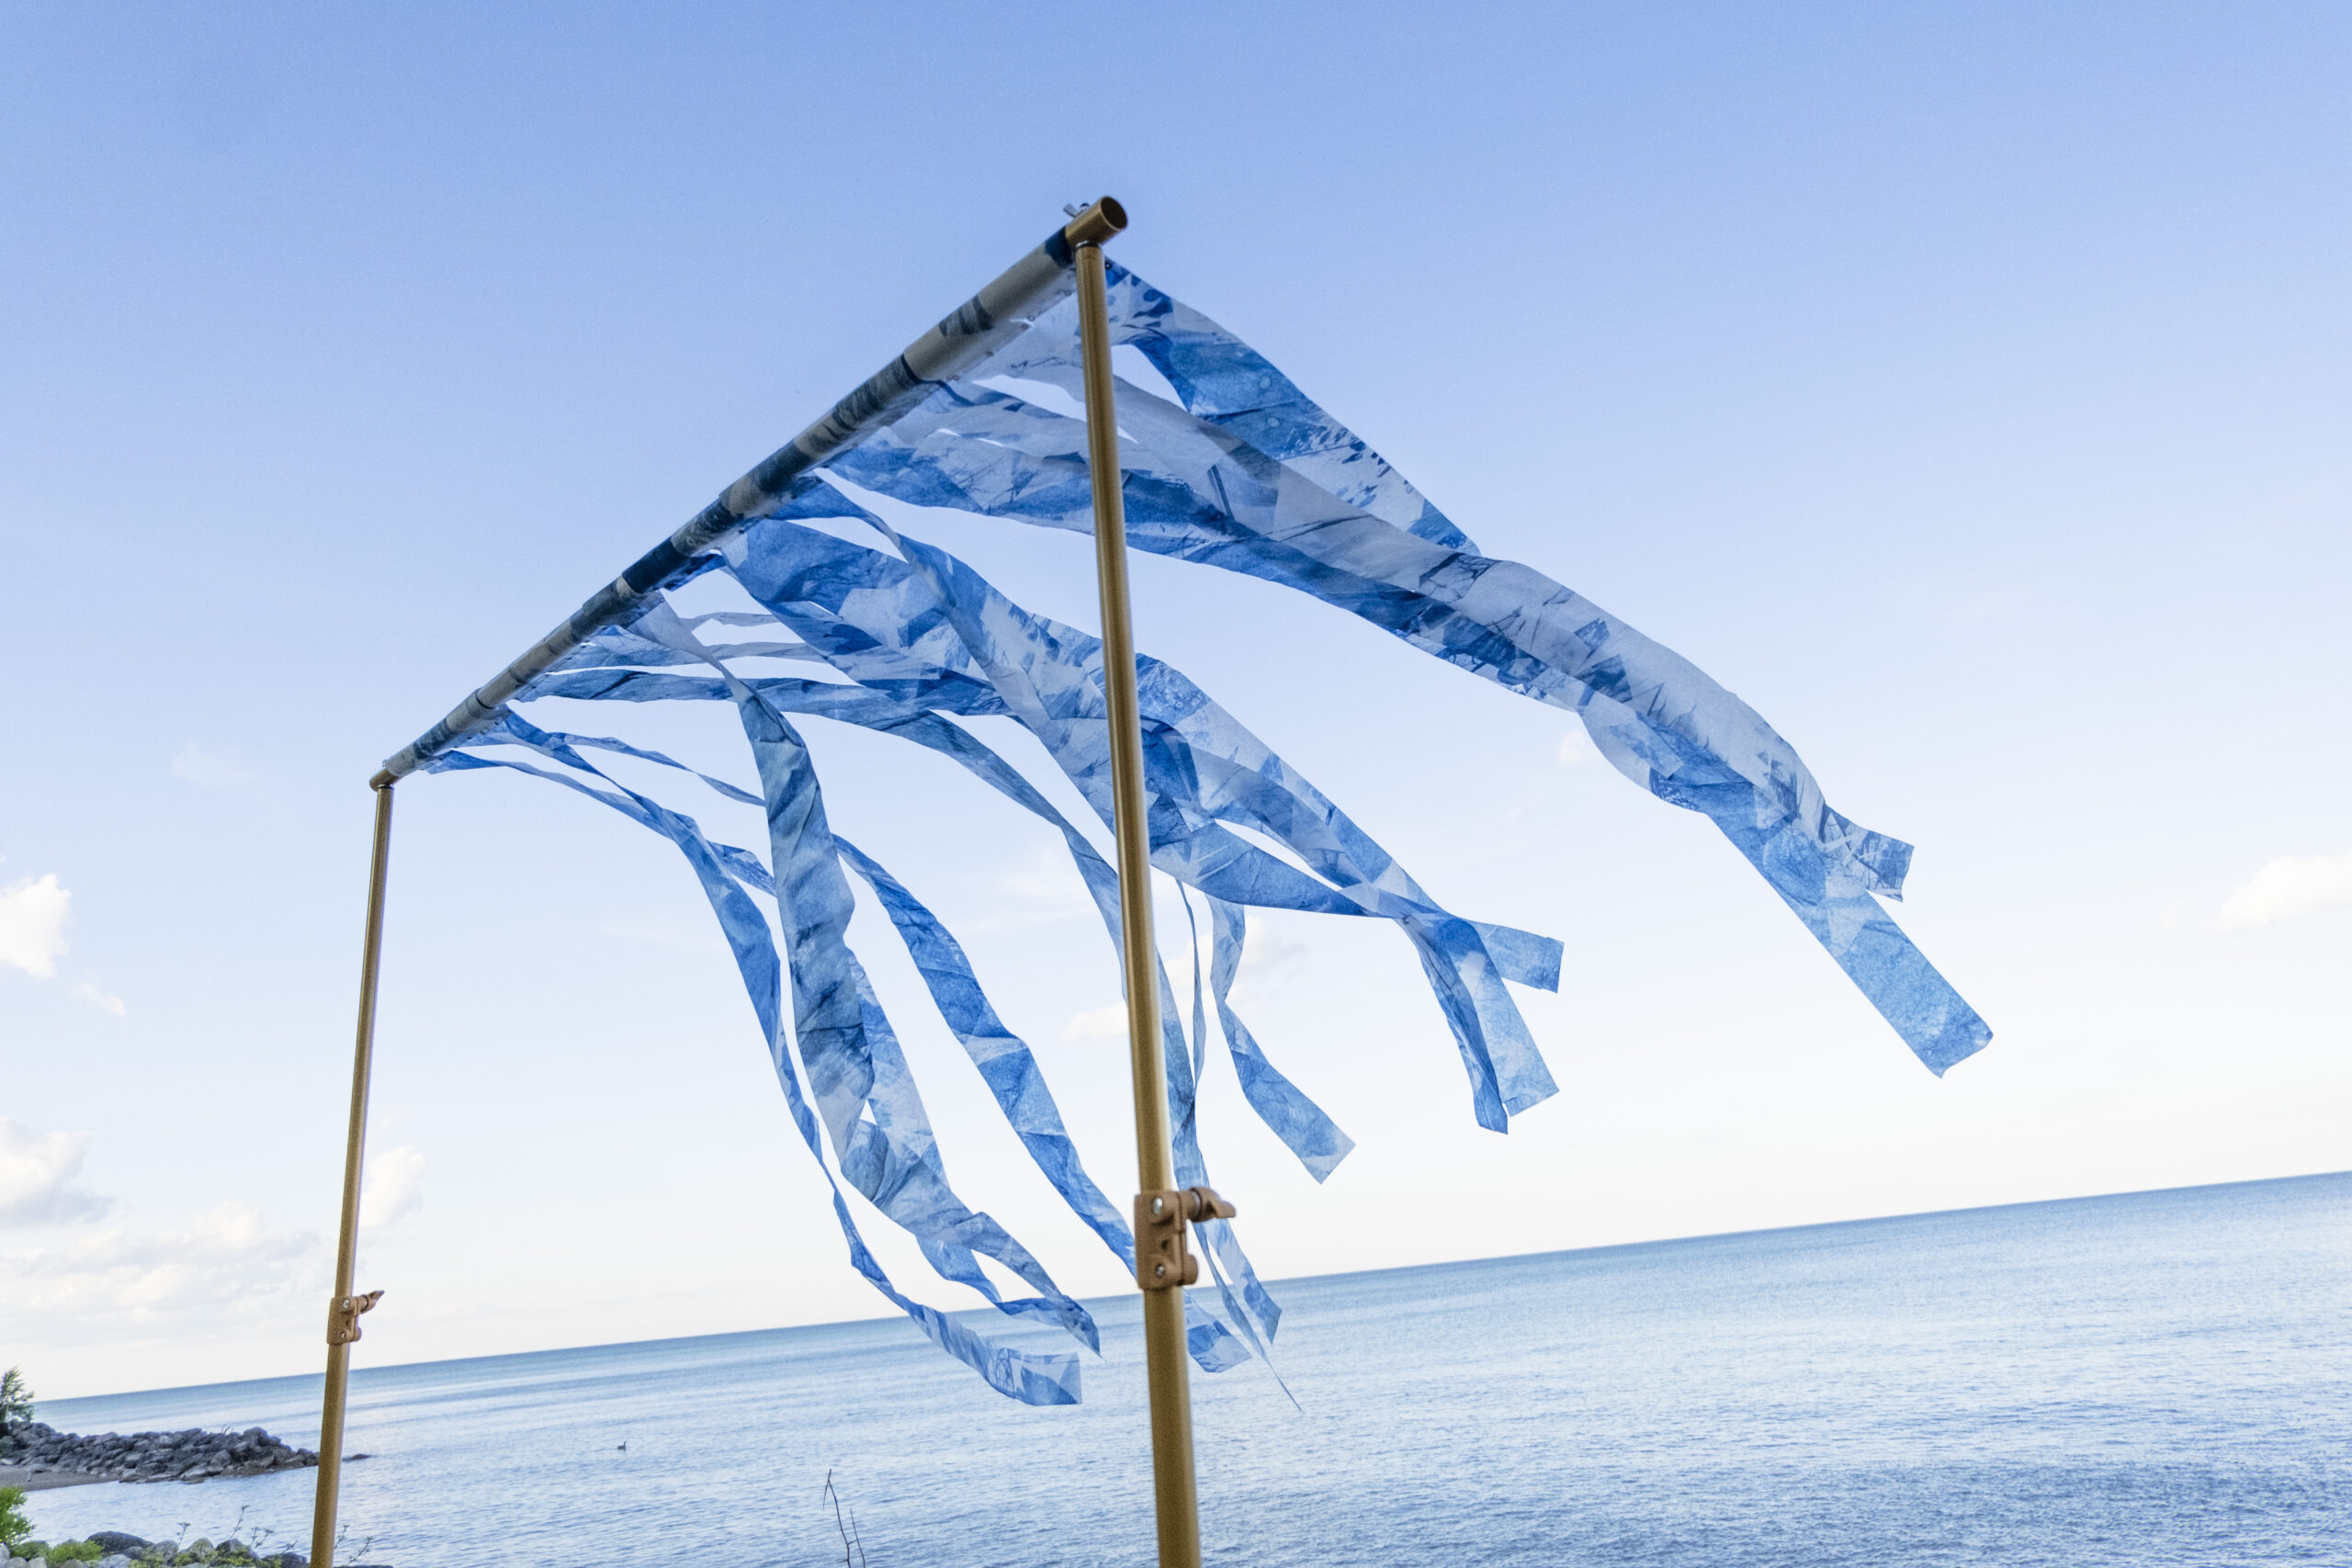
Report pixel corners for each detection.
[1133,1187,1237,1292]
[326,1290,383,1347]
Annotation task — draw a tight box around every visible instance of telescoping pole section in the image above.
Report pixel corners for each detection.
[310,776,394,1568]
[329,201,1219,1563]
[1069,203,1209,1566]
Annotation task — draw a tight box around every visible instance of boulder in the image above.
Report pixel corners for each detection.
[1,1422,314,1485]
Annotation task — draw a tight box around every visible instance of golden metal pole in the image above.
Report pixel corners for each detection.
[1068,196,1204,1568]
[309,773,396,1568]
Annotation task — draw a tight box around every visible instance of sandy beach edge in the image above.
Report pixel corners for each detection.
[0,1463,105,1492]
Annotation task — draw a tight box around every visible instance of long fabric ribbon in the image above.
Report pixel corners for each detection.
[514,606,1276,1375]
[424,258,1986,1403]
[813,265,1987,1073]
[491,547,1556,1388]
[427,721,1084,1404]
[712,514,1564,1127]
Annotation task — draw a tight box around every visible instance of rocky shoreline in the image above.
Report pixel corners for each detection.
[0,1426,316,1488]
[5,1529,354,1567]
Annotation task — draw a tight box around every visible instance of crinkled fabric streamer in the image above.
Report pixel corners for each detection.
[424,262,1985,1402]
[454,519,1563,1399]
[426,717,1084,1404]
[815,263,1988,1074]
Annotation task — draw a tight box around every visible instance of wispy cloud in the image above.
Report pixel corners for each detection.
[1556,729,1598,767]
[597,919,730,955]
[1060,1004,1127,1043]
[0,1201,318,1333]
[2213,852,2352,932]
[1235,924,1309,986]
[0,873,71,979]
[170,743,260,788]
[0,1119,112,1227]
[71,980,126,1016]
[1003,845,1093,909]
[360,1145,426,1232]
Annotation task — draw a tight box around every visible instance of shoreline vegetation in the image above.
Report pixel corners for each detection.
[2,1472,340,1568]
[2,1371,341,1568]
[2,1483,362,1568]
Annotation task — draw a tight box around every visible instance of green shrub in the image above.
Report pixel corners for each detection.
[0,1368,34,1427]
[3,1539,107,1563]
[0,1485,34,1551]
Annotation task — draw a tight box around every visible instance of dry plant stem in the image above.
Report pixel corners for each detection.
[825,1470,868,1568]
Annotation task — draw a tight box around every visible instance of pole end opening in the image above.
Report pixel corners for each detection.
[1063,196,1127,249]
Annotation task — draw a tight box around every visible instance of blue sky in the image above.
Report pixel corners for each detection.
[4,2,2346,1398]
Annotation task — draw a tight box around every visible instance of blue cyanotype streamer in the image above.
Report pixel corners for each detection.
[417,254,1989,1404]
[632,606,1273,1371]
[453,705,1252,1375]
[1204,897,1354,1183]
[428,717,1082,1404]
[831,836,1133,1263]
[528,650,1374,1189]
[623,605,1102,1350]
[441,715,1092,1355]
[715,514,1561,1129]
[810,267,1985,1073]
[524,589,1375,1371]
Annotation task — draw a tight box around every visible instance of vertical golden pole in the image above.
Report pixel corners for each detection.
[1069,197,1203,1568]
[310,774,396,1568]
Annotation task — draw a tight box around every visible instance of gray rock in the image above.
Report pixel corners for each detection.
[99,1557,134,1568]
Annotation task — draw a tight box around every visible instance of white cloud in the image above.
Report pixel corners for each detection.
[1556,729,1598,767]
[1060,1003,1128,1043]
[2212,852,2352,932]
[360,1144,426,1232]
[1232,924,1311,996]
[72,980,126,1016]
[1002,845,1095,916]
[0,873,71,978]
[0,1119,112,1227]
[169,743,258,788]
[0,1201,318,1334]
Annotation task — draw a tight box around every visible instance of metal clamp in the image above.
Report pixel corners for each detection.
[326,1290,384,1346]
[1134,1187,1238,1292]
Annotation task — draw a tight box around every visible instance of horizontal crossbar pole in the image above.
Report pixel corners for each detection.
[374,196,1127,784]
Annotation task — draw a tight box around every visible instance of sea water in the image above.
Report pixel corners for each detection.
[26,1173,2351,1566]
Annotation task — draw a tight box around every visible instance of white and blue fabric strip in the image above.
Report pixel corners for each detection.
[401,248,1988,1404]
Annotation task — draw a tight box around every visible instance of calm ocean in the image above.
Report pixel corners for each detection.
[26,1173,2351,1566]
